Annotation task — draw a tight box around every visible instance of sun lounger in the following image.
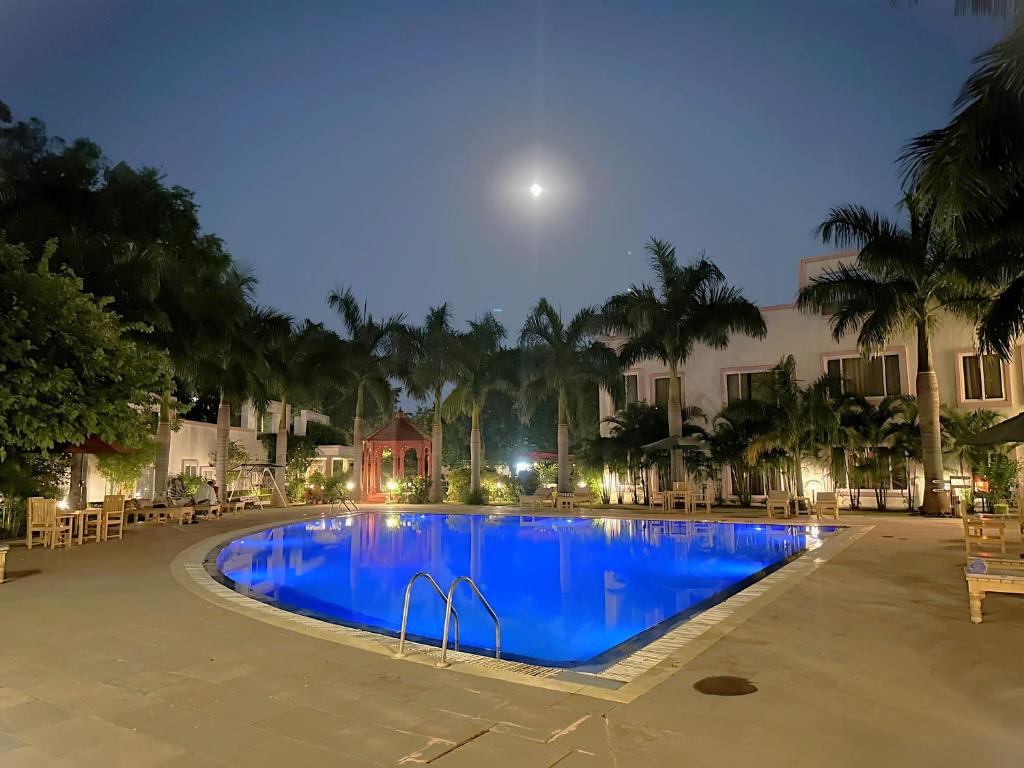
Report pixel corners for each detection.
[766,490,791,519]
[812,491,840,520]
[965,557,1024,623]
[519,492,550,509]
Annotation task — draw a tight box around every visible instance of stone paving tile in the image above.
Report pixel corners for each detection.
[552,752,615,768]
[250,705,353,751]
[487,702,597,742]
[110,704,272,758]
[224,734,360,768]
[430,729,573,767]
[174,660,260,684]
[71,729,189,768]
[0,699,72,734]
[0,731,26,753]
[0,744,75,767]
[16,713,135,757]
[399,709,493,744]
[337,722,457,764]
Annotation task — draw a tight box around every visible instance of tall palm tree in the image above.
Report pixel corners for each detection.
[746,356,838,498]
[191,293,290,499]
[400,305,458,503]
[796,197,981,514]
[326,287,404,501]
[264,320,330,506]
[602,238,766,484]
[518,299,623,493]
[444,313,510,497]
[838,395,912,511]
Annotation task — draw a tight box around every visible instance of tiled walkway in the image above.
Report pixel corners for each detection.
[1,507,1021,767]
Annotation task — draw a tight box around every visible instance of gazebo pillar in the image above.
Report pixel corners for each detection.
[397,446,406,480]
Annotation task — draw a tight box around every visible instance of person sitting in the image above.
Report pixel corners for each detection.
[191,480,220,517]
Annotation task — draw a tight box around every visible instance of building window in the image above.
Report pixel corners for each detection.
[726,371,773,403]
[181,460,199,477]
[960,353,1004,401]
[653,376,684,409]
[625,374,639,404]
[825,354,901,397]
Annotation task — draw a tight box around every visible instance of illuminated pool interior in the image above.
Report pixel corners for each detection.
[212,513,836,667]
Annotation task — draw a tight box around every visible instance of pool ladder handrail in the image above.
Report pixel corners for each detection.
[437,576,501,668]
[329,498,359,514]
[395,572,460,658]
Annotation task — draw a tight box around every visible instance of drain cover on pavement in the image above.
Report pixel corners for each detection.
[693,676,758,696]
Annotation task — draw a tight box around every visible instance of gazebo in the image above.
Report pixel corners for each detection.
[362,411,432,501]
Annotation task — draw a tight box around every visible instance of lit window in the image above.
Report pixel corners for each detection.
[825,354,901,397]
[182,460,199,477]
[726,371,773,402]
[960,354,1004,401]
[625,374,639,404]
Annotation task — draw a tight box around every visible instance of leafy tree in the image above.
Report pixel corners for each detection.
[326,287,404,500]
[838,395,913,510]
[444,314,513,496]
[602,239,766,484]
[97,439,157,495]
[0,235,171,460]
[399,305,458,503]
[941,405,1003,481]
[796,197,982,515]
[518,299,623,492]
[602,402,671,505]
[709,401,774,507]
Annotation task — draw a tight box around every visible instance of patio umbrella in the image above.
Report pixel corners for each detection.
[962,413,1024,445]
[640,435,705,452]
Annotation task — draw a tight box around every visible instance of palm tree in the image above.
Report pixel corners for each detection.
[326,287,404,501]
[796,197,982,515]
[602,238,766,484]
[838,395,912,511]
[941,405,1002,481]
[708,401,772,508]
[264,320,330,506]
[518,299,623,493]
[400,305,458,503]
[444,313,510,498]
[191,291,290,499]
[746,356,838,498]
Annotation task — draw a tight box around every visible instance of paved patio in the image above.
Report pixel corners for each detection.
[1,506,1021,767]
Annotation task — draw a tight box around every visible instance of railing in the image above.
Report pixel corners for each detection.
[438,576,501,667]
[328,497,359,514]
[395,572,459,658]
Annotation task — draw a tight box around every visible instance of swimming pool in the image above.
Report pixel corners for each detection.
[211,513,836,667]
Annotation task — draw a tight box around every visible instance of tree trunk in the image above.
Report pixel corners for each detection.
[916,324,950,515]
[557,388,571,493]
[351,383,364,501]
[272,397,288,507]
[794,459,805,505]
[470,404,482,496]
[667,362,683,483]
[216,395,230,502]
[154,390,172,499]
[430,392,443,503]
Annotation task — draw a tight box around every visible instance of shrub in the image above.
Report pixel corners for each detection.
[516,469,540,495]
[464,488,489,505]
[176,472,202,496]
[97,439,157,495]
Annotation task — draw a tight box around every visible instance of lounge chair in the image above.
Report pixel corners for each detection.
[161,506,195,525]
[574,487,594,509]
[965,557,1024,623]
[649,490,665,510]
[102,495,126,541]
[766,490,791,519]
[691,484,712,515]
[519,492,549,510]
[963,515,1008,557]
[0,543,8,583]
[812,491,840,521]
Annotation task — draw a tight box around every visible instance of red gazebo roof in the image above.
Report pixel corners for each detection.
[364,411,430,444]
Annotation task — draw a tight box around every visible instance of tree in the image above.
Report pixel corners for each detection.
[796,197,981,515]
[0,236,171,461]
[444,314,511,497]
[602,402,672,505]
[326,287,404,501]
[518,299,623,492]
[838,395,913,510]
[192,283,289,499]
[709,401,774,507]
[264,320,331,506]
[602,238,766,484]
[97,439,157,495]
[399,305,458,503]
[941,405,1003,481]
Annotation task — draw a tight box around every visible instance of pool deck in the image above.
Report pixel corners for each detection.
[1,505,1021,767]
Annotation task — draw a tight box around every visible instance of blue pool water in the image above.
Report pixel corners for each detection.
[213,513,836,667]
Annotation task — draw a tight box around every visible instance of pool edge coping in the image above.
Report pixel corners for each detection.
[170,512,872,703]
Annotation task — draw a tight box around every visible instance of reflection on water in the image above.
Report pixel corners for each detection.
[217,514,836,665]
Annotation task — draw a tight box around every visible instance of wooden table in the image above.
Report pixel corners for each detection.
[663,490,698,513]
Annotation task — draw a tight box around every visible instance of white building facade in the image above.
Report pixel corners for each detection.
[599,252,1024,506]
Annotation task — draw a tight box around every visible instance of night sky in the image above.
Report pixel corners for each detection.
[0,1,1006,332]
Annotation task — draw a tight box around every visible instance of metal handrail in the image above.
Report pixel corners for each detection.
[437,576,501,667]
[395,572,459,658]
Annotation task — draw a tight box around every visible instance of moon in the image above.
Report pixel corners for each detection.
[530,182,543,198]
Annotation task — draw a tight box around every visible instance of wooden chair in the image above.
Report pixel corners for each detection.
[574,487,594,509]
[766,490,791,519]
[965,557,1024,623]
[25,497,54,549]
[691,484,712,515]
[812,491,840,521]
[649,490,665,510]
[519,492,548,510]
[963,515,1007,558]
[0,543,8,583]
[101,495,126,541]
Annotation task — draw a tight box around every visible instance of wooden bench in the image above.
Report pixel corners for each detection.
[963,515,1008,557]
[0,544,8,583]
[965,558,1024,623]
